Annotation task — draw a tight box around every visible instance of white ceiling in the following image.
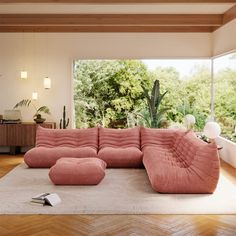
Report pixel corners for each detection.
[0,3,234,14]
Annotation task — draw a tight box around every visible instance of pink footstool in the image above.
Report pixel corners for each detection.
[49,157,107,185]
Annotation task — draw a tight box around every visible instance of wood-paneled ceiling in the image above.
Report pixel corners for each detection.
[0,0,236,32]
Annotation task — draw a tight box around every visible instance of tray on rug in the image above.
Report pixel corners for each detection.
[0,163,236,214]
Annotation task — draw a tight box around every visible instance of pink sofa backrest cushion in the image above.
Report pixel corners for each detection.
[141,127,218,167]
[99,127,140,149]
[36,126,98,149]
[141,127,185,149]
[174,130,219,166]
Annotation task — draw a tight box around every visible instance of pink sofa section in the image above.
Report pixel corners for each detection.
[24,126,98,168]
[49,157,106,185]
[141,128,220,193]
[98,127,143,167]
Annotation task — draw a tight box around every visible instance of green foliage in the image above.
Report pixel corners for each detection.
[14,99,51,118]
[163,64,211,131]
[74,60,150,128]
[214,68,236,140]
[175,99,207,130]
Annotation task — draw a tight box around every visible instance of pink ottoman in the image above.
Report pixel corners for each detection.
[49,157,107,185]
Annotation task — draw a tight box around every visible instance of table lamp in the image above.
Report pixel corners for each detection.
[203,121,221,143]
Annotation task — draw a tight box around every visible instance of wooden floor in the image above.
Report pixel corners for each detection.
[0,155,236,236]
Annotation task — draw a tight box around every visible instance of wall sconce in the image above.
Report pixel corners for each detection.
[32,92,38,100]
[44,77,51,89]
[20,71,28,80]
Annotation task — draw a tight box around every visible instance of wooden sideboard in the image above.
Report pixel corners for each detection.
[0,122,56,154]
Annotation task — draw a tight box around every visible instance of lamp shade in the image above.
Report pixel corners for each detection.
[203,121,221,139]
[20,71,27,79]
[44,77,51,89]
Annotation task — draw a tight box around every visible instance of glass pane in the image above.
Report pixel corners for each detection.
[73,59,211,130]
[213,52,236,142]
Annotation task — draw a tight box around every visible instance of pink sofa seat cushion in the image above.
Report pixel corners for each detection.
[99,127,140,149]
[24,147,97,168]
[36,126,98,149]
[98,147,143,168]
[49,158,106,185]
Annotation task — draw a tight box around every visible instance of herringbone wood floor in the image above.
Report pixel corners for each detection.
[0,155,236,236]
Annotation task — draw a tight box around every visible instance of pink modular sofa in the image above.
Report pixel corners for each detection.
[24,126,220,193]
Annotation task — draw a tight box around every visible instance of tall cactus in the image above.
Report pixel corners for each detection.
[142,80,168,128]
[60,105,69,129]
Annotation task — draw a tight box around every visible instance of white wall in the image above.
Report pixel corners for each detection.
[213,19,236,56]
[217,137,236,168]
[0,33,212,127]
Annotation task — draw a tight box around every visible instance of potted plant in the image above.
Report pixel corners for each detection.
[14,99,50,123]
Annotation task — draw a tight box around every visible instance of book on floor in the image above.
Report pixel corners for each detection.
[31,193,61,206]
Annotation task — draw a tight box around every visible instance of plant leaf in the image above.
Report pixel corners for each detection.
[156,91,168,108]
[142,86,153,117]
[134,112,151,127]
[151,80,160,106]
[13,99,31,109]
[37,106,51,115]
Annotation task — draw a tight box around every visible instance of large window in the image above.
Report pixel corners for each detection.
[213,52,236,142]
[73,59,211,130]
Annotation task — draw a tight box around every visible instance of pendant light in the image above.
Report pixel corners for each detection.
[20,31,28,79]
[44,33,51,89]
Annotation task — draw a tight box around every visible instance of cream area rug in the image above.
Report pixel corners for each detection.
[1,163,236,214]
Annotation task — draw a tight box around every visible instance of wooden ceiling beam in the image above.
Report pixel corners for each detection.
[213,4,236,31]
[0,14,223,26]
[0,25,215,32]
[223,4,236,25]
[0,0,236,3]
